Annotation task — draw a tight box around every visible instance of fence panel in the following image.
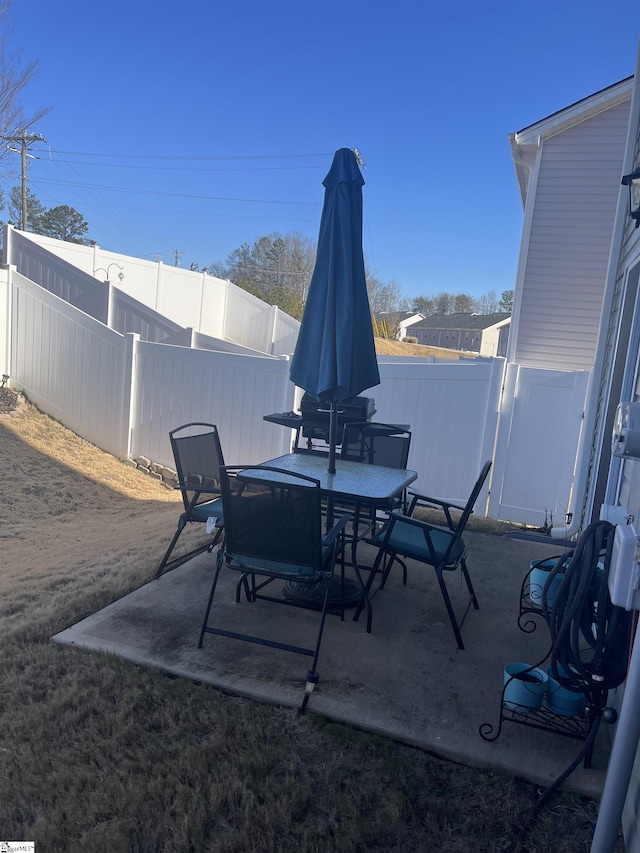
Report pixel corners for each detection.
[10,271,131,457]
[110,288,190,343]
[131,345,295,469]
[272,308,300,357]
[489,364,590,527]
[224,287,276,352]
[365,357,504,505]
[193,331,276,356]
[10,230,109,322]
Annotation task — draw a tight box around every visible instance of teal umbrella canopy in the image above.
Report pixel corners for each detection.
[290,148,380,472]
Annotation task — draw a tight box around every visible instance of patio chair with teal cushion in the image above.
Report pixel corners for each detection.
[154,423,225,579]
[356,460,492,649]
[198,465,350,711]
[339,421,412,536]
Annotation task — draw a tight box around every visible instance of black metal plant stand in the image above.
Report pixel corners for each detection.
[479,559,605,768]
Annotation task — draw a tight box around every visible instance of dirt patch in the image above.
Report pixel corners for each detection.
[0,385,20,414]
[0,395,185,591]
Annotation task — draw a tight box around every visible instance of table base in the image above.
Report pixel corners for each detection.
[283,577,362,610]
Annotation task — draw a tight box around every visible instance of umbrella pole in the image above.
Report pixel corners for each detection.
[328,402,337,474]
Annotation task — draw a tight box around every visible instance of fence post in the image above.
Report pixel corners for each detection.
[121,332,141,459]
[269,305,279,355]
[0,264,14,380]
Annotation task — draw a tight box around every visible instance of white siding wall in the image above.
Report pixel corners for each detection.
[512,100,630,371]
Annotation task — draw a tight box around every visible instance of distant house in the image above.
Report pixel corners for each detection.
[406,312,510,356]
[372,311,424,340]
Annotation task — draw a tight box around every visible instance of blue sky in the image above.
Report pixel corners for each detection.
[4,0,640,302]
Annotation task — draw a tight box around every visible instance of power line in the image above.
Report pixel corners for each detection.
[30,158,324,173]
[30,176,321,206]
[36,149,333,162]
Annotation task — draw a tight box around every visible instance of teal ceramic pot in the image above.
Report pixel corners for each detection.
[529,559,564,607]
[545,668,586,717]
[504,663,548,713]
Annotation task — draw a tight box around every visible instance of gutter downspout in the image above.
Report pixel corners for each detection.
[551,59,640,540]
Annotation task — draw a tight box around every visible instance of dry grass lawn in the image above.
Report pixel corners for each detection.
[0,393,621,852]
[374,337,475,359]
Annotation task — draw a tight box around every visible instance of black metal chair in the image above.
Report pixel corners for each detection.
[356,460,492,650]
[341,421,411,470]
[155,423,226,579]
[198,465,351,711]
[339,421,412,535]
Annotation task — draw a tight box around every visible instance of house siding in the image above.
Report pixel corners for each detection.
[512,99,631,371]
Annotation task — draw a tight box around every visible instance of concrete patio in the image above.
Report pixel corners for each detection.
[52,530,613,798]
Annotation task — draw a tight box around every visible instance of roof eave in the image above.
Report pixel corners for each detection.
[509,76,634,208]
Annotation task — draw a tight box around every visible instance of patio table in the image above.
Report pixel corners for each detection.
[254,452,418,631]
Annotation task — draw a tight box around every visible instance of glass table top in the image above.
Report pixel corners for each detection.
[254,453,417,504]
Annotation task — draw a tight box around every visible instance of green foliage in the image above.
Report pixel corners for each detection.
[5,186,92,244]
[209,232,315,320]
[7,185,45,230]
[412,289,512,317]
[39,204,91,244]
[500,289,515,312]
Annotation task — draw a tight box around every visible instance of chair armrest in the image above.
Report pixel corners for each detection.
[408,491,466,530]
[408,490,465,512]
[323,512,351,547]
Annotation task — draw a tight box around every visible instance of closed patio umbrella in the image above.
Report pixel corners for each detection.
[290,147,380,473]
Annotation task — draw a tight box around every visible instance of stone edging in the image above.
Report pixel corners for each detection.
[122,455,179,490]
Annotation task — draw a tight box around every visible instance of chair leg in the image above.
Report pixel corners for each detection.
[435,566,466,650]
[235,571,260,603]
[155,517,187,578]
[299,571,333,714]
[379,553,407,589]
[460,556,479,610]
[353,544,385,626]
[155,520,222,580]
[198,549,225,648]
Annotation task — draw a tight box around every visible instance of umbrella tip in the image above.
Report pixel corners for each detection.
[352,147,365,168]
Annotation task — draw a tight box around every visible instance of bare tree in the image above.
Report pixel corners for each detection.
[367,276,403,314]
[0,0,49,165]
[474,290,500,314]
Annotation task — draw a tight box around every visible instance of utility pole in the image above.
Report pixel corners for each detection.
[172,249,184,267]
[2,130,46,230]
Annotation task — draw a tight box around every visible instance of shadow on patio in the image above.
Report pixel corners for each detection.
[52,530,611,798]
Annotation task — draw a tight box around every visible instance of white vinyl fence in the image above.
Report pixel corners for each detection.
[131,343,295,469]
[4,226,300,356]
[489,363,591,528]
[371,357,504,506]
[1,234,591,524]
[8,271,134,458]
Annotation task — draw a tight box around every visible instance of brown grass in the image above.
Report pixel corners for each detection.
[374,337,476,359]
[0,397,620,852]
